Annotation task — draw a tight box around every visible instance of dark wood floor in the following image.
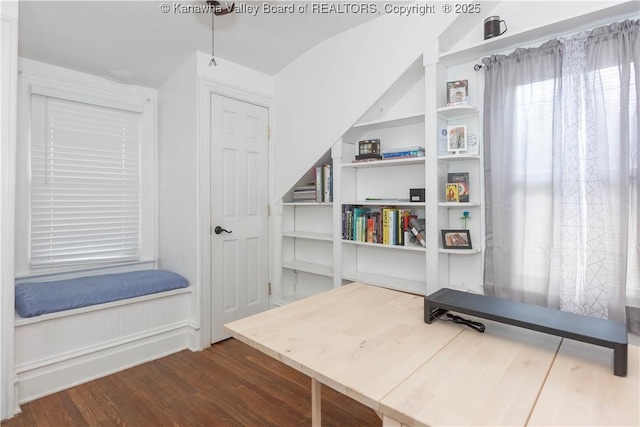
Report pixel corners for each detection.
[2,338,381,427]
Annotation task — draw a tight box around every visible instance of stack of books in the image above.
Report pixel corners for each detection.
[292,184,317,202]
[381,146,425,160]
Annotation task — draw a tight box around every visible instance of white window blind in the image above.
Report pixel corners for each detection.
[30,94,142,268]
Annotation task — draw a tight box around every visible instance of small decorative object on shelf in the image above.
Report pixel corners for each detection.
[356,139,382,161]
[447,80,468,106]
[460,211,471,229]
[484,16,507,40]
[447,172,469,202]
[441,229,473,249]
[410,188,425,202]
[409,218,427,248]
[447,125,467,153]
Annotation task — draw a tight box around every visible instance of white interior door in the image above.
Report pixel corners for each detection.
[210,94,269,343]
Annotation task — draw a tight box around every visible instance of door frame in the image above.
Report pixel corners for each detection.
[196,77,274,349]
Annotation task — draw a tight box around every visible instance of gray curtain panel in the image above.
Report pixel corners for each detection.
[482,20,639,327]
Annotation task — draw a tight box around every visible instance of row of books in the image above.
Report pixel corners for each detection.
[342,205,426,247]
[292,164,333,202]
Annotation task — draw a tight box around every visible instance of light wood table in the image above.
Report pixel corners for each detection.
[224,282,639,426]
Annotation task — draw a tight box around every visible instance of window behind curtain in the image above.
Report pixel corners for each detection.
[30,94,142,268]
[483,20,638,325]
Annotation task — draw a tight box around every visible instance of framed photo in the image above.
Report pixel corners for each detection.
[447,80,468,106]
[441,229,472,249]
[447,125,467,152]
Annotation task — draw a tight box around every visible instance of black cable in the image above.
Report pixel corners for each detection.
[442,313,486,333]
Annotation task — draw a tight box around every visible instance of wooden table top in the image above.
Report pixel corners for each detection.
[224,282,639,426]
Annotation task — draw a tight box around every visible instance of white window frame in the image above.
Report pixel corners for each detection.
[16,59,157,278]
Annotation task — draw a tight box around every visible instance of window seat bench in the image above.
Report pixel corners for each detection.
[15,270,188,318]
[14,269,193,404]
[424,287,628,376]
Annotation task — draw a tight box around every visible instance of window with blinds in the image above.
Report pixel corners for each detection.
[30,94,142,268]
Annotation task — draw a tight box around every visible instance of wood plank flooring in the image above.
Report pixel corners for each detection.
[2,338,381,427]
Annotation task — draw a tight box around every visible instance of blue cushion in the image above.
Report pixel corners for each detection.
[15,270,189,318]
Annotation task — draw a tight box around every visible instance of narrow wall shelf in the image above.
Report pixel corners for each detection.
[438,248,482,255]
[282,231,333,241]
[283,202,333,207]
[343,200,424,208]
[437,105,478,120]
[343,239,426,252]
[352,112,425,131]
[438,155,480,162]
[438,202,481,208]
[282,260,333,277]
[342,157,425,169]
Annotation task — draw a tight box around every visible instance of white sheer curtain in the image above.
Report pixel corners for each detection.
[483,20,639,327]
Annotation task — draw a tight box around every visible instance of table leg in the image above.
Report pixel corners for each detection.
[311,377,321,426]
[381,415,404,426]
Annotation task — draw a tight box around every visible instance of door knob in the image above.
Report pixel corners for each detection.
[214,226,232,235]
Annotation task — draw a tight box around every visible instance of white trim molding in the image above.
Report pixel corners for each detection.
[14,289,194,404]
[1,2,19,419]
[196,71,275,348]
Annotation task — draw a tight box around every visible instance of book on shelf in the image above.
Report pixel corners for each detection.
[381,146,425,160]
[447,80,468,106]
[446,183,459,202]
[355,153,383,161]
[447,172,469,203]
[315,166,323,202]
[323,164,333,202]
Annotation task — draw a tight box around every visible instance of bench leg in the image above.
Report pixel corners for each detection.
[614,342,627,377]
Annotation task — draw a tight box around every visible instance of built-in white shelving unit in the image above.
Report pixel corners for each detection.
[279,201,334,305]
[273,1,637,306]
[339,99,428,295]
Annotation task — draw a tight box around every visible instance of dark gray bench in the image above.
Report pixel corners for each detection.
[424,288,628,376]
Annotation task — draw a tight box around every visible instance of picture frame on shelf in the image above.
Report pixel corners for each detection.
[441,229,472,249]
[447,125,467,153]
[466,132,479,156]
[447,80,468,106]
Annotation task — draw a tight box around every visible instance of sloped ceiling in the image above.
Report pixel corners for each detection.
[18,1,380,88]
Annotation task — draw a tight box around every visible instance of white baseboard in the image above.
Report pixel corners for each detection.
[16,322,195,404]
[14,290,195,405]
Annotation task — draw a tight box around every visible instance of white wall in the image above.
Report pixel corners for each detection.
[157,51,199,336]
[273,10,459,200]
[447,1,635,54]
[0,0,18,419]
[157,52,274,349]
